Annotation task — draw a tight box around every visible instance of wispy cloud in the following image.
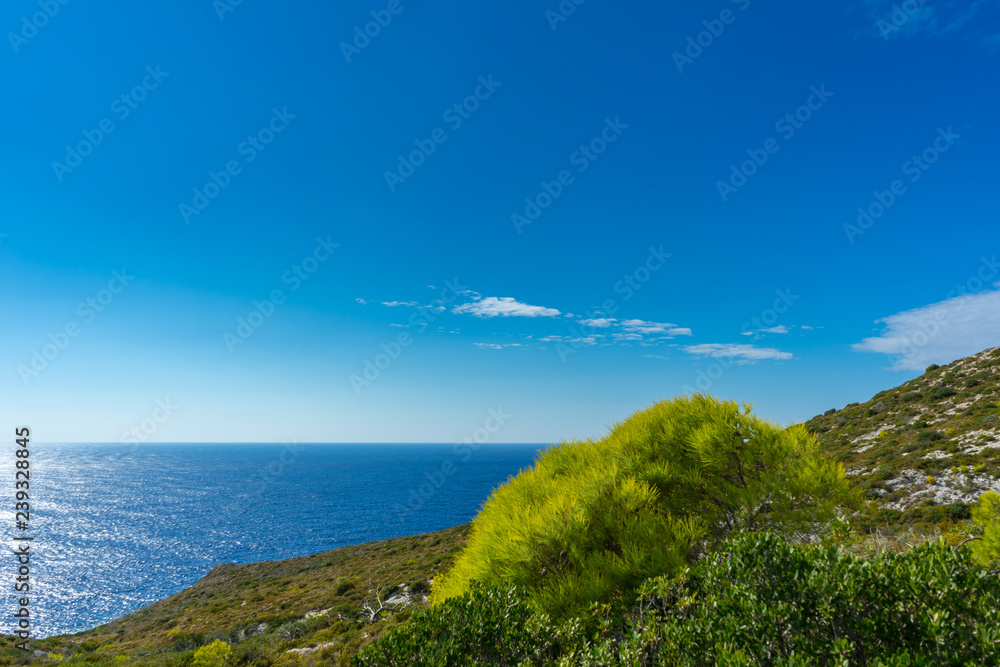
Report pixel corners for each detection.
[741,324,815,336]
[382,300,417,307]
[355,298,367,305]
[453,296,561,318]
[620,319,693,337]
[852,285,1000,370]
[578,318,617,328]
[474,342,523,350]
[683,343,793,363]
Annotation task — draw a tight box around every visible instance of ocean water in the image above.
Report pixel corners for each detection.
[0,443,544,638]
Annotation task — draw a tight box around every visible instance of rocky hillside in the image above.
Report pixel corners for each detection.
[805,347,1000,519]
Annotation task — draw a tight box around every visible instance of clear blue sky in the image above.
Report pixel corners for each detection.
[1,0,998,443]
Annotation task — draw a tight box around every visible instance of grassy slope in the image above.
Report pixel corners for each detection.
[0,525,468,667]
[804,346,1000,524]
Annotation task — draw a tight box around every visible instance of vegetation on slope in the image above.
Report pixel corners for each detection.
[805,346,1000,526]
[0,526,468,667]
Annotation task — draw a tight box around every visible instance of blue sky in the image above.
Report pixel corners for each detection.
[1,0,998,443]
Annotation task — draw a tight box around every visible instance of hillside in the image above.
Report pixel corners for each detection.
[0,525,468,666]
[805,346,1000,521]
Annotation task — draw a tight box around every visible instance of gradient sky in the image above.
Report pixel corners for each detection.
[1,0,998,443]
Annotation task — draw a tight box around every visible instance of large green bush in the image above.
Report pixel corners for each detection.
[433,395,857,619]
[572,533,1000,666]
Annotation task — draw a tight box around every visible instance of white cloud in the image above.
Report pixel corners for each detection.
[667,327,693,336]
[801,325,814,330]
[579,318,617,328]
[852,286,1000,370]
[389,323,408,327]
[613,333,644,342]
[474,342,522,350]
[620,319,676,335]
[355,298,367,305]
[683,343,793,363]
[382,301,417,307]
[453,296,561,318]
[762,325,789,334]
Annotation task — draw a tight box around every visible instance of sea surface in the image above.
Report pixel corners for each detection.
[0,443,545,638]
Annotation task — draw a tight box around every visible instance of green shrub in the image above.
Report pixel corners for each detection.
[947,503,971,520]
[433,395,857,620]
[926,364,941,372]
[192,640,232,667]
[407,579,431,596]
[573,533,1000,666]
[928,386,957,400]
[353,586,567,667]
[916,429,944,442]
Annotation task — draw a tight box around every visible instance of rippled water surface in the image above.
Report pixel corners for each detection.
[0,443,543,637]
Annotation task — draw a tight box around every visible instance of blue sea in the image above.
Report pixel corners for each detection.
[1,443,545,638]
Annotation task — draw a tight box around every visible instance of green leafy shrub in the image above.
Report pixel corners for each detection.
[432,395,857,619]
[574,533,1000,666]
[407,579,431,596]
[917,429,944,442]
[353,586,569,667]
[928,386,957,401]
[926,364,941,372]
[946,503,971,520]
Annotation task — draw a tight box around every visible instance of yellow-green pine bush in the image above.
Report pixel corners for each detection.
[433,394,857,619]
